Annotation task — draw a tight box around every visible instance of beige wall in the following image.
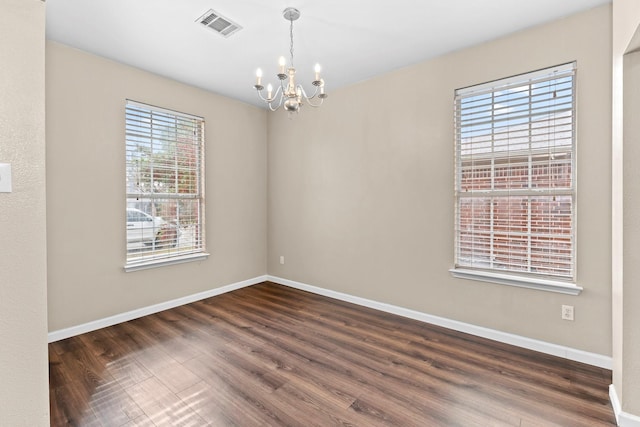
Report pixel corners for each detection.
[46,42,267,331]
[622,50,640,418]
[0,0,50,425]
[614,0,640,418]
[268,5,612,355]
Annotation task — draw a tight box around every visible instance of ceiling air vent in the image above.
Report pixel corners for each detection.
[196,9,242,38]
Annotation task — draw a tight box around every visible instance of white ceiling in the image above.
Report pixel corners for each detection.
[46,0,610,108]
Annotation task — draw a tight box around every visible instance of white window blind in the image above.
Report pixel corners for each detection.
[454,63,576,280]
[125,100,205,267]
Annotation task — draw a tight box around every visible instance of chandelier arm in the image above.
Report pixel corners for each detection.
[272,84,283,101]
[267,99,284,112]
[268,94,284,111]
[255,88,270,103]
[298,84,320,100]
[255,85,285,111]
[269,86,285,111]
[297,84,326,108]
[256,85,284,102]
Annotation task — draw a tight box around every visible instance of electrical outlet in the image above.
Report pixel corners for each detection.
[0,163,12,193]
[280,255,285,265]
[561,305,574,321]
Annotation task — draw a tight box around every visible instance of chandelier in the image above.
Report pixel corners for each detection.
[253,8,327,114]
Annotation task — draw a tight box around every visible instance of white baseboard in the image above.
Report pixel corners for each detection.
[611,384,640,427]
[47,275,268,343]
[267,275,612,370]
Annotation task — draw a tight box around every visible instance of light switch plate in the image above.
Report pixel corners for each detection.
[0,163,12,192]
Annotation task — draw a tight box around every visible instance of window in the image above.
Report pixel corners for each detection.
[453,63,577,291]
[125,100,206,270]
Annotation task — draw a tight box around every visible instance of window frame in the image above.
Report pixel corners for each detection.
[451,63,582,295]
[124,100,208,271]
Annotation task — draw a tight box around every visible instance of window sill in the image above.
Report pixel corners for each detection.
[449,268,582,295]
[125,253,210,272]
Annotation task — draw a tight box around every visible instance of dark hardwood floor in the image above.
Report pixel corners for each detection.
[49,282,616,426]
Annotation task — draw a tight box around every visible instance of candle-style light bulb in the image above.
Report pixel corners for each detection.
[278,56,286,74]
[255,68,263,86]
[267,83,273,99]
[314,63,321,81]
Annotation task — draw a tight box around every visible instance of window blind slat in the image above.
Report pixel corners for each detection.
[455,62,575,97]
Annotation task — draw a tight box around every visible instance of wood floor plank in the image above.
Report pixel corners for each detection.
[50,382,104,427]
[178,380,244,427]
[103,356,153,391]
[49,282,616,426]
[264,382,364,427]
[182,355,302,426]
[120,413,157,427]
[84,379,144,426]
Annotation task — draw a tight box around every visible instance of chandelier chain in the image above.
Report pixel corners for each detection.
[289,16,295,68]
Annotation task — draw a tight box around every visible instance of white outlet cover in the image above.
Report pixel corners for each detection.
[561,304,574,321]
[0,163,11,193]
